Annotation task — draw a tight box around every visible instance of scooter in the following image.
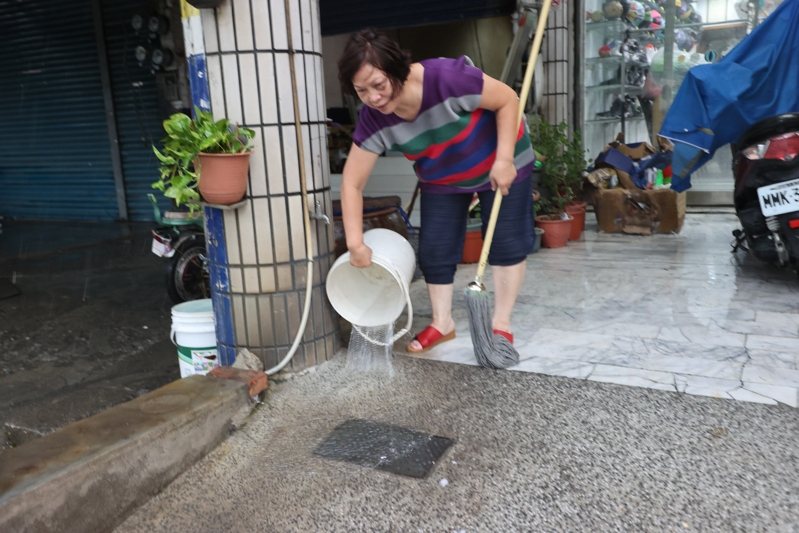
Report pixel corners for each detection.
[730,113,799,270]
[148,194,210,303]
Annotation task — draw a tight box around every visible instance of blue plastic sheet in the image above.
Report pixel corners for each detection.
[658,0,799,191]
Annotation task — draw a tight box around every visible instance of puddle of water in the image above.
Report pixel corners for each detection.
[346,323,395,377]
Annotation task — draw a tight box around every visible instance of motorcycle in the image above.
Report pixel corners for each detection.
[730,113,799,270]
[148,194,210,303]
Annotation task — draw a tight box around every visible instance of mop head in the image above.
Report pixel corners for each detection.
[464,288,519,369]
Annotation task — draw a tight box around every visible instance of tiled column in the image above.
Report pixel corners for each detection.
[192,0,339,371]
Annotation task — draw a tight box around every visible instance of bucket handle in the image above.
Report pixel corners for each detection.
[351,259,413,347]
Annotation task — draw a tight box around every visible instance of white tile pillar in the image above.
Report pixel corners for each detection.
[199,0,339,371]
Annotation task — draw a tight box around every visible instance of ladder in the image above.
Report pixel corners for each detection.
[500,0,542,95]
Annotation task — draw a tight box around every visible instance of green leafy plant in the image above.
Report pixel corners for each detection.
[152,108,255,213]
[529,117,587,217]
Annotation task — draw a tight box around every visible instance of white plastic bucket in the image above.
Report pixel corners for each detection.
[326,228,415,344]
[170,298,218,378]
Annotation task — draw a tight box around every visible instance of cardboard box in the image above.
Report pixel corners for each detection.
[615,141,656,160]
[646,188,687,234]
[594,188,686,234]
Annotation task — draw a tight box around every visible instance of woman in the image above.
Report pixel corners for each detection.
[337,28,535,353]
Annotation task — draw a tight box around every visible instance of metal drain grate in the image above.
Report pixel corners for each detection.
[313,419,454,478]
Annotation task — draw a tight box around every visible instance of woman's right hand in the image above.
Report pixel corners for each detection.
[341,144,380,269]
[348,243,373,267]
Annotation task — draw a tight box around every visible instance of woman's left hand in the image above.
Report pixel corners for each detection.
[489,158,517,196]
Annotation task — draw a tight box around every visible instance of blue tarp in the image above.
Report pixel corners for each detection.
[658,0,799,192]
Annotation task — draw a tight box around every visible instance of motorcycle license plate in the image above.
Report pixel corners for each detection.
[757,177,799,217]
[151,233,175,258]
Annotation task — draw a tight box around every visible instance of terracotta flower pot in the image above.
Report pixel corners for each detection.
[535,214,572,248]
[461,225,483,263]
[197,152,251,205]
[565,201,587,241]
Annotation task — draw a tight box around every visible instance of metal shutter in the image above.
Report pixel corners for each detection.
[0,0,117,220]
[101,0,174,221]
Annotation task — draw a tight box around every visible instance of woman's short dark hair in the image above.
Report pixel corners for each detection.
[337,28,412,98]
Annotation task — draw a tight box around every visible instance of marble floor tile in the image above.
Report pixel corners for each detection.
[746,334,799,353]
[401,214,799,407]
[587,365,677,393]
[707,318,798,338]
[636,338,749,363]
[514,357,595,379]
[745,349,798,370]
[673,374,744,399]
[742,364,799,388]
[755,310,799,328]
[632,355,743,381]
[726,387,779,405]
[656,325,746,348]
[740,382,798,407]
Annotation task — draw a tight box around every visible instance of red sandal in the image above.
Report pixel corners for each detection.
[493,329,514,344]
[407,325,456,353]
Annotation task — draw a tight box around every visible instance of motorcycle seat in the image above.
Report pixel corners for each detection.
[734,112,799,150]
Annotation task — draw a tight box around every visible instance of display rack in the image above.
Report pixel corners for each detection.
[581,18,649,161]
[579,0,750,164]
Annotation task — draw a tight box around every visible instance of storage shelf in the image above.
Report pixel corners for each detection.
[585,56,623,65]
[585,84,644,93]
[586,18,747,34]
[585,116,646,125]
[585,20,626,33]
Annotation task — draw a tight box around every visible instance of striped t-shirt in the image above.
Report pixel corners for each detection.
[352,56,535,193]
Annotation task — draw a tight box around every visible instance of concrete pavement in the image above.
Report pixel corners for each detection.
[2,213,798,531]
[116,355,799,532]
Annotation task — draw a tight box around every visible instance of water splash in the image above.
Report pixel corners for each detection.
[346,323,395,377]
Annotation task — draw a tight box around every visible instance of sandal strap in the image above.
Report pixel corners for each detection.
[415,325,445,348]
[493,329,514,344]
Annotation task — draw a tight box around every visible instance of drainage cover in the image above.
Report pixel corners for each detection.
[313,419,454,478]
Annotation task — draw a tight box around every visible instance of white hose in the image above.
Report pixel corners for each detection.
[265,0,316,375]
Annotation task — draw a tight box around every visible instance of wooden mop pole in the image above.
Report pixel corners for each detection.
[472,0,553,288]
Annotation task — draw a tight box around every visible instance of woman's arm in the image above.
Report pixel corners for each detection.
[341,143,380,267]
[479,73,521,196]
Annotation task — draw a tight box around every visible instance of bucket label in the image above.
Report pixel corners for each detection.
[177,345,218,376]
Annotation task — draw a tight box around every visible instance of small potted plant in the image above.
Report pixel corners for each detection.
[529,117,588,247]
[461,194,483,263]
[152,108,255,213]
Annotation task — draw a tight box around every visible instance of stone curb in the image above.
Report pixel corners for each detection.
[0,375,256,532]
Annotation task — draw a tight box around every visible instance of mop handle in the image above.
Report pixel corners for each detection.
[474,0,553,284]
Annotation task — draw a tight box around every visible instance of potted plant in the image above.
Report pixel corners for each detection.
[152,108,255,213]
[461,193,483,263]
[529,117,588,246]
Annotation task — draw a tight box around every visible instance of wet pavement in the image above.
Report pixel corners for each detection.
[407,212,799,406]
[2,212,799,531]
[0,220,179,449]
[114,211,798,532]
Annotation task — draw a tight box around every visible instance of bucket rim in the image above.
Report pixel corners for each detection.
[171,298,213,316]
[326,251,410,327]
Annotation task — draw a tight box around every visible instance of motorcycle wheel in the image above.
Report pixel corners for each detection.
[166,236,210,303]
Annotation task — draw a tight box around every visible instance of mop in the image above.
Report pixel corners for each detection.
[465,0,553,369]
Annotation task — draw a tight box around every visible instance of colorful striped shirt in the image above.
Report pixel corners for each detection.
[352,56,535,193]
